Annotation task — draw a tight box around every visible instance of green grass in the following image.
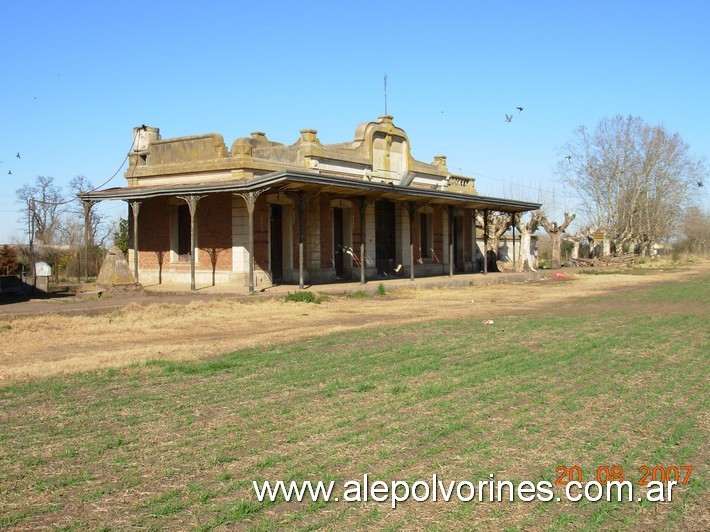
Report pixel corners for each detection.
[0,275,707,529]
[346,290,371,299]
[283,291,320,303]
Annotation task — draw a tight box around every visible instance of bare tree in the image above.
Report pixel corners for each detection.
[56,216,84,283]
[67,176,111,279]
[514,211,541,271]
[678,207,710,256]
[69,176,109,246]
[540,212,576,269]
[15,176,65,245]
[559,115,706,254]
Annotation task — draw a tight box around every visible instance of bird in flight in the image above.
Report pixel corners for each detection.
[517,107,524,113]
[697,181,704,187]
[16,152,21,159]
[505,114,512,123]
[565,155,572,162]
[8,170,12,175]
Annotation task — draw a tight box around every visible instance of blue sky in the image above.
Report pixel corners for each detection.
[1,0,708,243]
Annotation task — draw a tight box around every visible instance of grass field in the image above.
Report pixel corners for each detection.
[0,273,708,530]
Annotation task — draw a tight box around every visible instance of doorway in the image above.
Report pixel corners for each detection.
[375,201,396,275]
[270,204,283,282]
[454,214,464,271]
[333,207,345,279]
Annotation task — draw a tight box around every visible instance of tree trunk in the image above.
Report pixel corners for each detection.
[516,230,535,271]
[550,234,562,269]
[481,212,511,272]
[540,212,576,270]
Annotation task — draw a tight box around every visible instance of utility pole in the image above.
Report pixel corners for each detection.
[28,198,36,292]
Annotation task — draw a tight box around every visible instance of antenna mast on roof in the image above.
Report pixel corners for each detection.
[384,73,388,116]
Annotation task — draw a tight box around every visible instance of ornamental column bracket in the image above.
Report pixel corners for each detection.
[284,191,318,289]
[176,195,205,292]
[235,188,270,294]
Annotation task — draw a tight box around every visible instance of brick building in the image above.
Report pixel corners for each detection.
[81,116,539,291]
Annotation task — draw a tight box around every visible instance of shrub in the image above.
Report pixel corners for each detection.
[0,245,19,276]
[284,291,319,304]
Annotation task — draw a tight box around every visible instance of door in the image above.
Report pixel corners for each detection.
[375,201,396,275]
[333,207,345,279]
[454,215,464,271]
[270,204,283,282]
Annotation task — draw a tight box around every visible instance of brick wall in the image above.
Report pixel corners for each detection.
[136,197,170,269]
[195,193,233,272]
[136,193,233,272]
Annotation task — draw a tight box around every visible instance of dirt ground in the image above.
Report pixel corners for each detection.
[0,263,707,383]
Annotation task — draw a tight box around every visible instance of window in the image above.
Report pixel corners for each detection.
[177,204,191,261]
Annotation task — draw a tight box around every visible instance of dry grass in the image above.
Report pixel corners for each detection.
[1,263,706,382]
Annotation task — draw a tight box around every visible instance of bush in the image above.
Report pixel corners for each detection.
[284,291,320,304]
[377,283,386,296]
[0,245,19,276]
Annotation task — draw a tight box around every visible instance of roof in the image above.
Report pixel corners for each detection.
[80,169,540,213]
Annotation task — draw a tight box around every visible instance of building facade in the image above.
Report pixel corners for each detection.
[82,116,539,291]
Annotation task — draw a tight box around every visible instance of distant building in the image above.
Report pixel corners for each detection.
[81,116,539,290]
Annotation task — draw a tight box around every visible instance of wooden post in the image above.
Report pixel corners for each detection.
[177,195,204,292]
[236,188,269,294]
[129,200,141,285]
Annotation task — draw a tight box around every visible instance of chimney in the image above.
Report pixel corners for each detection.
[300,129,319,144]
[132,126,160,152]
[433,155,447,167]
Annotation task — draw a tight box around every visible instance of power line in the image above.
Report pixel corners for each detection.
[454,166,577,199]
[30,130,138,207]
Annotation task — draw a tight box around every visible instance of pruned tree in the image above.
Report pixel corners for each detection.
[558,115,707,254]
[514,211,541,271]
[562,233,583,259]
[540,212,576,269]
[476,211,511,272]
